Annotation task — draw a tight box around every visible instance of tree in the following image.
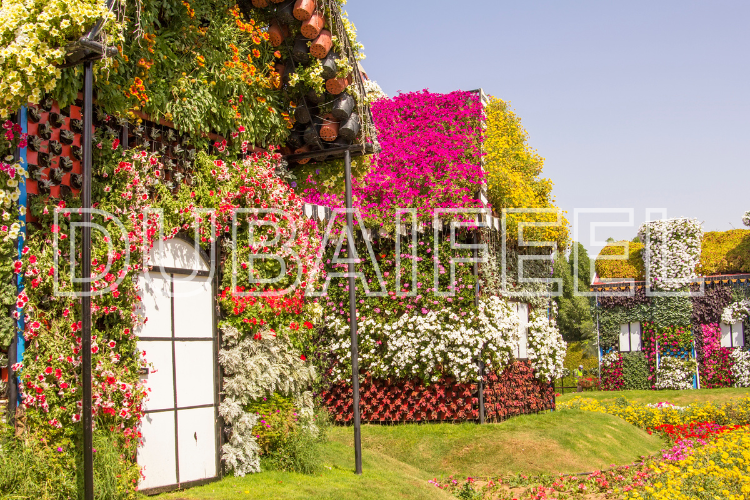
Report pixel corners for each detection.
[484,97,569,250]
[553,243,595,342]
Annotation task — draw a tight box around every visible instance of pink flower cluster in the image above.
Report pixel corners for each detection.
[700,323,734,388]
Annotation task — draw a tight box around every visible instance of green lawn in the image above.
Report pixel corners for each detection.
[156,409,663,499]
[556,387,750,406]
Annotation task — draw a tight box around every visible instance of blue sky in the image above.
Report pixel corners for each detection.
[346,0,750,256]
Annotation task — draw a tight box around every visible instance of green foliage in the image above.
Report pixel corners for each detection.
[597,305,650,350]
[553,243,594,342]
[622,352,649,390]
[0,424,139,500]
[650,295,692,328]
[595,241,645,280]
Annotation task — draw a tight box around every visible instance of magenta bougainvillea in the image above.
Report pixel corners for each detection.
[356,90,485,223]
[699,323,734,388]
[303,90,486,224]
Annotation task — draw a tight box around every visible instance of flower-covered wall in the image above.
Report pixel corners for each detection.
[594,217,750,392]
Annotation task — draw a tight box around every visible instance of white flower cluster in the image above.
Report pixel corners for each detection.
[325,296,520,383]
[526,310,567,382]
[743,210,750,228]
[638,218,703,290]
[218,325,316,476]
[721,299,750,325]
[730,349,750,388]
[655,356,696,390]
[601,351,620,368]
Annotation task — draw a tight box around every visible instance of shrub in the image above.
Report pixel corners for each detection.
[697,230,750,276]
[595,241,645,280]
[622,351,650,390]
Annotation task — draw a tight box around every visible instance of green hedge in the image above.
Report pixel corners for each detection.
[622,352,650,390]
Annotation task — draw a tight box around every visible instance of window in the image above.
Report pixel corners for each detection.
[513,302,529,359]
[619,322,641,352]
[720,322,744,348]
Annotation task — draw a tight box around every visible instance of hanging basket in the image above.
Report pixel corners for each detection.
[320,51,338,80]
[319,114,339,142]
[293,0,315,21]
[293,105,317,124]
[301,10,325,39]
[305,89,324,105]
[268,20,289,47]
[332,92,355,121]
[325,73,351,95]
[303,118,322,145]
[275,0,296,25]
[292,36,311,64]
[338,111,360,142]
[294,144,312,164]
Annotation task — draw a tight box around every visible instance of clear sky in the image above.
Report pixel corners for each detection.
[346,0,750,256]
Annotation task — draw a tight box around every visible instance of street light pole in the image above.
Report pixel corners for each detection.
[344,149,362,474]
[81,59,95,500]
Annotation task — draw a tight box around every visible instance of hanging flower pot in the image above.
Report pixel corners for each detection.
[294,105,317,124]
[292,36,311,64]
[319,113,339,142]
[251,0,269,7]
[302,13,325,43]
[268,20,289,47]
[59,156,74,172]
[287,129,305,149]
[275,0,296,25]
[310,29,332,59]
[305,89,324,105]
[320,51,339,80]
[49,113,65,128]
[332,92,355,121]
[270,0,286,3]
[50,167,64,186]
[28,107,41,124]
[325,73,352,95]
[294,144,311,164]
[293,0,315,21]
[338,111,360,142]
[303,117,322,145]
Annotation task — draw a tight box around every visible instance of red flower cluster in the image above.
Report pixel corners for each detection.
[322,361,554,423]
[650,421,744,443]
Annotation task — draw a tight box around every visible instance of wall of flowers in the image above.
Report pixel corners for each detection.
[595,217,750,392]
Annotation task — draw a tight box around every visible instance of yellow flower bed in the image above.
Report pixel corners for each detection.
[558,396,750,429]
[627,428,750,500]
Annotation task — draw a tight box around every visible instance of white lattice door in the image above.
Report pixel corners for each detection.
[136,238,219,493]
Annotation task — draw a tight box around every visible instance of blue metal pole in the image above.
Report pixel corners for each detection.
[12,106,28,410]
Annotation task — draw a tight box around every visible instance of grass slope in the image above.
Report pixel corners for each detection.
[329,409,663,477]
[156,440,453,500]
[557,387,750,406]
[156,409,664,499]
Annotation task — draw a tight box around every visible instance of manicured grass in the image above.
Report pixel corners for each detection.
[329,409,664,477]
[155,439,453,500]
[556,387,750,406]
[155,408,667,499]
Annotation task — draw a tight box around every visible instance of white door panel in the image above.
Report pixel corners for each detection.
[175,341,215,408]
[177,407,217,483]
[139,341,175,411]
[173,276,213,337]
[136,274,173,338]
[138,411,177,490]
[732,322,744,348]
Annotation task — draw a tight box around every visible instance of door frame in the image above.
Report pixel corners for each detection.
[138,235,223,495]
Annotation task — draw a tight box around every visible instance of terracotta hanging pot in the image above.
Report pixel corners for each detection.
[319,113,339,142]
[325,73,352,95]
[294,144,311,164]
[310,29,332,59]
[293,0,315,21]
[338,111,360,142]
[270,0,286,3]
[301,12,325,40]
[332,92,355,121]
[252,0,269,7]
[268,20,289,47]
[320,51,339,80]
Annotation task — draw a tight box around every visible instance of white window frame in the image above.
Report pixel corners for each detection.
[619,322,642,352]
[720,321,745,348]
[512,302,530,359]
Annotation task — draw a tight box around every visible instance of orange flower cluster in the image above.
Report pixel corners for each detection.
[126,77,148,104]
[182,0,195,18]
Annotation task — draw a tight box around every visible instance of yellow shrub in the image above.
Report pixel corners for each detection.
[595,241,645,280]
[698,229,750,276]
